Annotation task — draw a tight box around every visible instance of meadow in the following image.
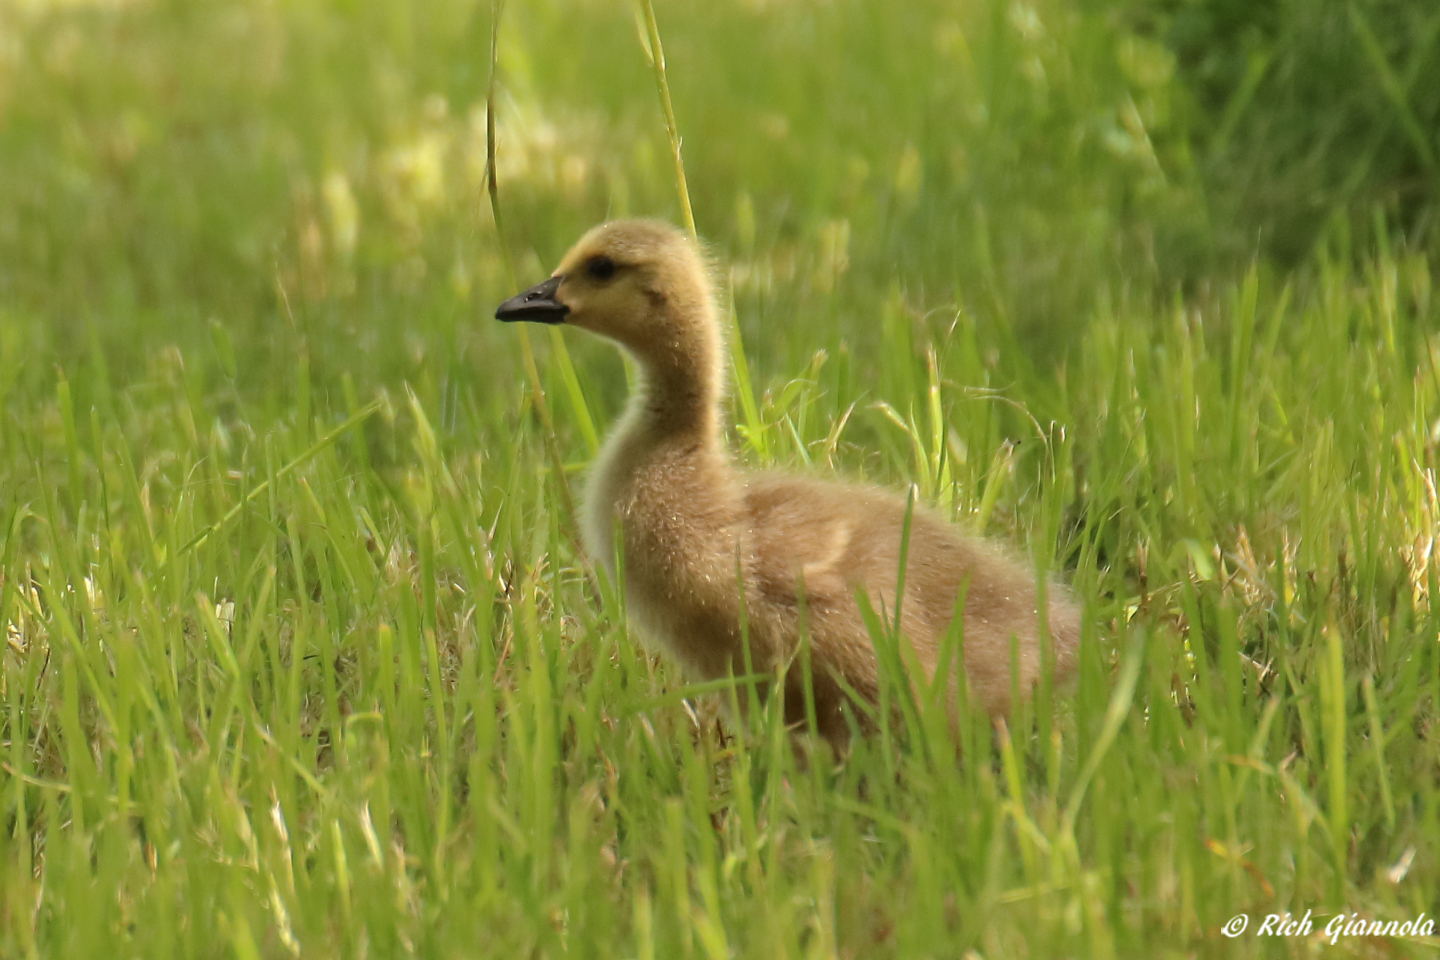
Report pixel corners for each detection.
[1,0,1439,956]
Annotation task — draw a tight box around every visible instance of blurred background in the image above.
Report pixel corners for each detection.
[0,0,1436,419]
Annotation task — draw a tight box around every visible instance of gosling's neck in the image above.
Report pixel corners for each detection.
[625,327,727,444]
[585,304,732,574]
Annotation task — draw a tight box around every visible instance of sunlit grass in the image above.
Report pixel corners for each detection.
[1,0,1439,957]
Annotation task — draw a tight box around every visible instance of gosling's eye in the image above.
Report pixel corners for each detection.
[586,256,617,281]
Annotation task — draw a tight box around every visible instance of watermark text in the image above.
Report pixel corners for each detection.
[1223,911,1433,945]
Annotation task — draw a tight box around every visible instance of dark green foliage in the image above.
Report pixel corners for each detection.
[1127,0,1440,265]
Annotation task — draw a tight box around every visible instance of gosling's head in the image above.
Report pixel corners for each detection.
[495,219,716,356]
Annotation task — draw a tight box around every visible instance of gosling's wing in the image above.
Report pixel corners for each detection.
[742,473,1045,636]
[741,475,868,609]
[740,473,953,617]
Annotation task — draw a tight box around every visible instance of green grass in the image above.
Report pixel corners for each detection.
[2,0,1439,957]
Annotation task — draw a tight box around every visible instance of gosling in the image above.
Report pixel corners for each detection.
[496,219,1080,747]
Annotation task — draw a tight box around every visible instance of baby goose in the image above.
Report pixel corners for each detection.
[496,219,1080,746]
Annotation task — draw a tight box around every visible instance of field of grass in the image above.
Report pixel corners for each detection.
[2,0,1439,956]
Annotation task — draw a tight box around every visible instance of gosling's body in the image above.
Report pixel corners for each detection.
[497,219,1079,745]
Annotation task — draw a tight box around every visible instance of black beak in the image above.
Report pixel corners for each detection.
[495,276,568,324]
